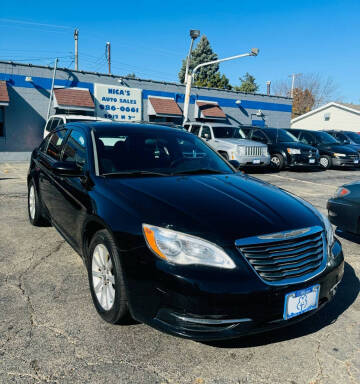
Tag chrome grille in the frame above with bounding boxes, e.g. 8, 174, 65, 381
235, 226, 326, 285
245, 146, 265, 157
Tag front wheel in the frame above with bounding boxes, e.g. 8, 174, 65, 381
28, 180, 49, 226
319, 155, 331, 169
87, 229, 130, 324
270, 154, 285, 171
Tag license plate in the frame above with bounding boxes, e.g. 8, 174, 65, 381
354, 160, 359, 164
253, 159, 260, 164
283, 284, 320, 320
309, 158, 315, 164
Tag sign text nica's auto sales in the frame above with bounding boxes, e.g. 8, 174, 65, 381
94, 83, 142, 121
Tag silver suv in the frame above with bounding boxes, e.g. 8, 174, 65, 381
185, 123, 270, 167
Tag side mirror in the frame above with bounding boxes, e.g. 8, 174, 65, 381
229, 159, 240, 169
52, 161, 83, 177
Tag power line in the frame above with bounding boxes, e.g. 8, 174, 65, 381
0, 18, 72, 29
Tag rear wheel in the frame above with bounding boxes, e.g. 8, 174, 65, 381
271, 154, 285, 171
87, 229, 130, 324
320, 155, 331, 169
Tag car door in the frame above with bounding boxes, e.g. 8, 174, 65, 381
50, 128, 92, 248
38, 128, 69, 217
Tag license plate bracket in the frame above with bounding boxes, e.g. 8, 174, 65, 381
283, 284, 320, 320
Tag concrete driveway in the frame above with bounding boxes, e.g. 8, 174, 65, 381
0, 163, 359, 384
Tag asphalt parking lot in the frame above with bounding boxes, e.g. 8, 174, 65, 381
0, 163, 359, 384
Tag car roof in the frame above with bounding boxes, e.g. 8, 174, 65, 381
49, 114, 109, 121
71, 121, 189, 134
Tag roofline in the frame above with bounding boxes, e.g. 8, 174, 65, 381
291, 102, 360, 123
0, 60, 292, 100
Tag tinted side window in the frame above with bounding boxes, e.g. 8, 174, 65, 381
300, 131, 315, 145
46, 130, 67, 160
62, 130, 87, 166
242, 127, 252, 137
252, 130, 267, 143
201, 126, 211, 139
190, 125, 201, 136
39, 135, 50, 153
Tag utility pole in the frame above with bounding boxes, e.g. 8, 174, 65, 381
47, 58, 58, 120
289, 73, 301, 98
184, 30, 200, 84
74, 29, 79, 70
106, 42, 111, 75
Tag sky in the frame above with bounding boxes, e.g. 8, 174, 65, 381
0, 0, 359, 103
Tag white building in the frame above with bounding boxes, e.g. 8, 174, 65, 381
291, 102, 360, 132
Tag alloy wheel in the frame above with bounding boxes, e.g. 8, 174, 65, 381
92, 244, 115, 311
320, 157, 329, 168
271, 156, 280, 167
29, 185, 36, 220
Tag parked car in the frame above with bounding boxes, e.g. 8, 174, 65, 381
327, 182, 360, 234
184, 122, 270, 167
325, 130, 360, 153
287, 129, 360, 169
242, 127, 319, 171
43, 114, 110, 138
28, 122, 344, 341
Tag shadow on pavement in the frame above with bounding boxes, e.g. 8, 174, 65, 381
206, 262, 359, 349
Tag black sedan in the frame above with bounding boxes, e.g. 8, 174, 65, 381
288, 129, 360, 169
27, 122, 344, 341
242, 127, 319, 170
328, 183, 360, 234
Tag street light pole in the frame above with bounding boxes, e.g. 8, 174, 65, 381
289, 73, 302, 98
183, 48, 259, 123
184, 30, 200, 84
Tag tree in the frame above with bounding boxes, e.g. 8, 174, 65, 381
292, 88, 315, 118
234, 73, 259, 93
125, 73, 136, 79
178, 35, 232, 90
272, 73, 338, 114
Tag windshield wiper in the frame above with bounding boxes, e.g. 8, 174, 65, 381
102, 170, 169, 177
171, 168, 228, 176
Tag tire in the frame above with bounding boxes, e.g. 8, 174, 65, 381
270, 154, 285, 171
87, 229, 130, 324
219, 152, 229, 161
319, 155, 331, 169
28, 179, 49, 226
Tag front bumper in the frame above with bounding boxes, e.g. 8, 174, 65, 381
124, 239, 344, 341
236, 155, 270, 167
332, 157, 360, 167
287, 153, 320, 167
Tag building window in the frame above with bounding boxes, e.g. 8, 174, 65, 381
0, 107, 4, 137
324, 113, 330, 121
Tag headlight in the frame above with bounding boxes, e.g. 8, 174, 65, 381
319, 212, 334, 248
334, 187, 350, 198
263, 147, 269, 156
287, 148, 301, 155
333, 153, 346, 158
237, 146, 246, 156
142, 224, 236, 269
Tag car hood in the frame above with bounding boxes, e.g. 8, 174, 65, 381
101, 174, 321, 245
214, 138, 267, 147
318, 144, 358, 154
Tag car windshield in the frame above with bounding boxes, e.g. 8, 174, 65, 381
345, 132, 360, 144
265, 129, 298, 143
315, 131, 339, 144
212, 126, 246, 139
94, 128, 234, 176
